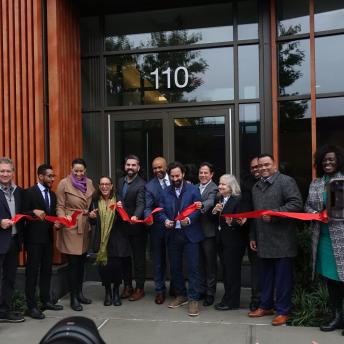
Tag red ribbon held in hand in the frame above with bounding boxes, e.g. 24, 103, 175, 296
222, 209, 328, 223
174, 202, 200, 221
110, 204, 163, 224
11, 214, 37, 224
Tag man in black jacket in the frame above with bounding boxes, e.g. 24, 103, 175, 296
0, 157, 25, 323
116, 155, 146, 301
23, 164, 63, 319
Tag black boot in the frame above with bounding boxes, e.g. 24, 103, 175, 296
104, 285, 112, 306
320, 310, 343, 332
77, 287, 92, 304
70, 292, 83, 311
113, 286, 122, 306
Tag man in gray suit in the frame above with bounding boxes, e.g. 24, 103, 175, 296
248, 154, 303, 326
197, 162, 218, 306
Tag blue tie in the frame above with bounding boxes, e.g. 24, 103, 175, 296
44, 188, 50, 211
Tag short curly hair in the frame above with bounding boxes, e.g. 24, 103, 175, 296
314, 144, 344, 177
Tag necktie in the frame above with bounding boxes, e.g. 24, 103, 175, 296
162, 179, 167, 190
44, 188, 50, 210
199, 185, 205, 195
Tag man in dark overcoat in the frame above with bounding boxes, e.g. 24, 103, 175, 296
248, 154, 303, 326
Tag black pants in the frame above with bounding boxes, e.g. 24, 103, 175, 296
247, 245, 261, 304
67, 253, 87, 293
99, 257, 124, 287
199, 237, 217, 296
0, 236, 19, 313
25, 242, 53, 309
326, 277, 344, 311
122, 232, 147, 289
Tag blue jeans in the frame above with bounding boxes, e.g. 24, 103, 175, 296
167, 230, 200, 300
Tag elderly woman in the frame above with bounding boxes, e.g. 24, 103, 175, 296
212, 174, 246, 310
56, 158, 95, 311
305, 145, 344, 333
89, 176, 131, 307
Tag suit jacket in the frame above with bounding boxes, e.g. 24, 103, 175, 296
144, 177, 166, 238
23, 184, 57, 245
196, 181, 218, 238
117, 175, 145, 236
0, 186, 24, 254
252, 171, 303, 258
305, 172, 344, 282
157, 181, 204, 243
215, 195, 247, 246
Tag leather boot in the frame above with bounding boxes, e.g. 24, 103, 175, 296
113, 286, 122, 306
70, 292, 83, 311
104, 285, 112, 306
77, 288, 92, 304
320, 310, 343, 332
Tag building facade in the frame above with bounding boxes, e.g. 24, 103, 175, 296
0, 0, 344, 264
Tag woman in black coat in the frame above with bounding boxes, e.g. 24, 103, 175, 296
212, 174, 247, 311
89, 176, 131, 306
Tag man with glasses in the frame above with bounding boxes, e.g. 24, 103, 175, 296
23, 164, 63, 319
0, 157, 25, 323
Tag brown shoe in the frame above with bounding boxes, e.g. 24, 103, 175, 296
120, 285, 133, 299
129, 288, 145, 301
188, 300, 200, 317
248, 308, 274, 317
272, 315, 288, 326
168, 296, 188, 308
155, 293, 166, 305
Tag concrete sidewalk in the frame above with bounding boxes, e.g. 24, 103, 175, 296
0, 281, 342, 344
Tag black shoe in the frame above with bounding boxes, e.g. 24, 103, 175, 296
203, 295, 214, 307
320, 311, 343, 332
26, 308, 45, 320
214, 302, 232, 311
113, 287, 122, 306
70, 293, 83, 311
249, 301, 260, 312
77, 291, 92, 304
0, 311, 25, 323
104, 287, 112, 306
41, 302, 63, 311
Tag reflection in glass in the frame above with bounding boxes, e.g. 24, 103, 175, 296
315, 35, 344, 94
239, 104, 260, 172
238, 0, 258, 40
315, 0, 344, 32
81, 58, 101, 109
105, 4, 233, 51
316, 97, 344, 149
80, 17, 101, 54
238, 45, 259, 99
278, 39, 310, 96
277, 0, 309, 36
279, 100, 312, 197
114, 120, 163, 181
174, 116, 225, 183
106, 47, 234, 106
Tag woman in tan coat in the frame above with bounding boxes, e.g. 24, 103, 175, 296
56, 158, 95, 311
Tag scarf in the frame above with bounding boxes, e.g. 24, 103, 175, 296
71, 174, 87, 194
96, 197, 116, 266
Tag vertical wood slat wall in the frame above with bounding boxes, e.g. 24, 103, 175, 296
0, 0, 82, 265
47, 0, 82, 264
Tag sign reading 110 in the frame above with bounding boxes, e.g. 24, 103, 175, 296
150, 67, 189, 89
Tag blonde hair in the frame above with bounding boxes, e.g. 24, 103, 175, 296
219, 174, 241, 196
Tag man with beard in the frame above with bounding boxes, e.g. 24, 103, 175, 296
23, 164, 63, 319
116, 155, 146, 301
241, 157, 261, 311
158, 161, 204, 317
145, 157, 171, 304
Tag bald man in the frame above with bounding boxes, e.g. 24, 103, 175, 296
144, 157, 171, 304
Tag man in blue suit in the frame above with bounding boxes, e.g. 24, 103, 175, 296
145, 157, 171, 305
158, 161, 204, 317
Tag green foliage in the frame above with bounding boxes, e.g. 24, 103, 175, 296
288, 224, 331, 326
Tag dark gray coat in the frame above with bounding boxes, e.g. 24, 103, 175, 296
304, 172, 344, 282
251, 171, 303, 258
197, 181, 218, 238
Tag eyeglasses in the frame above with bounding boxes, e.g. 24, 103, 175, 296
45, 174, 56, 178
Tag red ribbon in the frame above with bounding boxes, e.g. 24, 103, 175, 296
10, 211, 82, 228
109, 204, 163, 224
222, 209, 328, 223
174, 203, 199, 221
